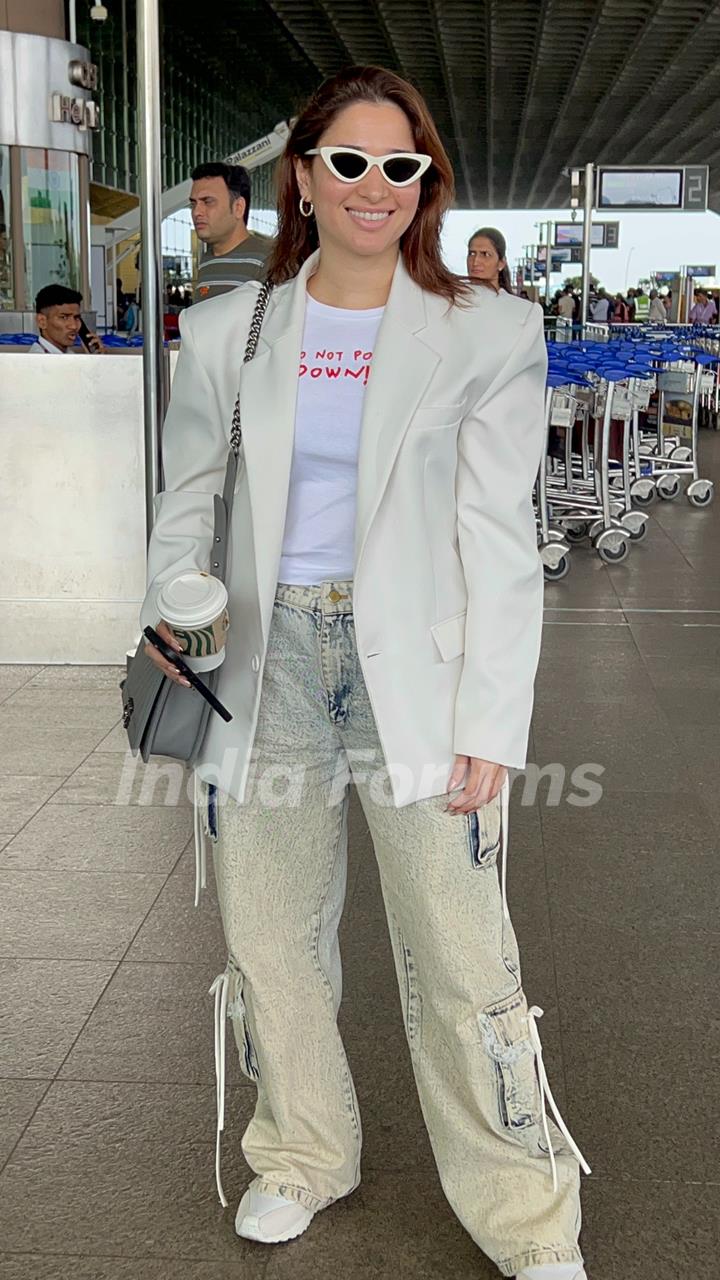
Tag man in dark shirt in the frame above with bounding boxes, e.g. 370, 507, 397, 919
190, 162, 273, 303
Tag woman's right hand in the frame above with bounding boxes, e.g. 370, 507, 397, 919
143, 620, 192, 687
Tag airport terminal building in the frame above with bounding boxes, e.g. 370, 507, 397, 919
0, 0, 293, 330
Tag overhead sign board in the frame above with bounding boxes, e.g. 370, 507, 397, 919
555, 223, 602, 247
686, 264, 716, 278
554, 222, 620, 249
550, 246, 582, 267
653, 271, 676, 285
595, 165, 709, 212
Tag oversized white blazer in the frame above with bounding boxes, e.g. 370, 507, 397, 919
140, 249, 547, 807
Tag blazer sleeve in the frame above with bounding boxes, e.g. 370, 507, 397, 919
139, 309, 229, 631
453, 303, 547, 769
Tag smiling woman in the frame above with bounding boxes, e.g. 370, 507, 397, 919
139, 62, 587, 1280
265, 65, 464, 306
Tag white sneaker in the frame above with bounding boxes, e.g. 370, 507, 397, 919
517, 1266, 587, 1280
235, 1181, 316, 1244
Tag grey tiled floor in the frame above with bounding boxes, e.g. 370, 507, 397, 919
1, 435, 719, 1279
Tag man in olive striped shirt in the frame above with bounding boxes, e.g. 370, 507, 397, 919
190, 162, 273, 303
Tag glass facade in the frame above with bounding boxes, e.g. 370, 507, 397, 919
76, 1, 313, 202
0, 146, 12, 309
77, 2, 274, 197
80, 0, 136, 193
20, 149, 82, 303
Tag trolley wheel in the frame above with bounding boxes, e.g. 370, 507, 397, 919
561, 521, 589, 544
544, 554, 571, 582
620, 511, 650, 541
594, 529, 630, 563
628, 519, 649, 542
686, 479, 714, 507
670, 446, 692, 461
656, 474, 681, 500
630, 478, 656, 506
545, 527, 567, 543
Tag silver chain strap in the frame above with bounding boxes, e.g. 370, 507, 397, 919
230, 279, 274, 457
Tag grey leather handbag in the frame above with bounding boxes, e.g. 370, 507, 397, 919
120, 280, 273, 763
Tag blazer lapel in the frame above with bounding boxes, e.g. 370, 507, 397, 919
238, 252, 319, 642
354, 259, 442, 566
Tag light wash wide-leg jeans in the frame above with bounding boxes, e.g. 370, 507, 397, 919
208, 580, 584, 1277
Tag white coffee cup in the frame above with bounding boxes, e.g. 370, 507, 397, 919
156, 572, 229, 672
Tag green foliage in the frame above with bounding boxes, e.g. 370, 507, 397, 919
562, 274, 600, 290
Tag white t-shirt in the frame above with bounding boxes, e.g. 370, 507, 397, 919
278, 294, 384, 585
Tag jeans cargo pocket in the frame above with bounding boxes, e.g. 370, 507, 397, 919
466, 791, 502, 869
476, 988, 548, 1154
226, 956, 261, 1082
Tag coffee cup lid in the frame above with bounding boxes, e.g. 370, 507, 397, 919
156, 572, 228, 627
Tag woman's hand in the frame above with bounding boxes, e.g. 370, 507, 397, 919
446, 756, 507, 814
143, 620, 191, 687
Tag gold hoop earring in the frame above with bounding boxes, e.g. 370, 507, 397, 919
299, 196, 314, 218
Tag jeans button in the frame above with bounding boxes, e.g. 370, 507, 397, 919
251, 654, 260, 673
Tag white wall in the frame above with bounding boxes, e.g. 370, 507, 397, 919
1, 353, 149, 663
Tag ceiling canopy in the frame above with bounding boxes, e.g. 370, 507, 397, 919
173, 0, 719, 211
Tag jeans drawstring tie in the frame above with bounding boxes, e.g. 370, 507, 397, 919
193, 771, 208, 909
208, 969, 230, 1208
500, 774, 510, 920
527, 1005, 592, 1191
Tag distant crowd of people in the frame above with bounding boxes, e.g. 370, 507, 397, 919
545, 284, 719, 327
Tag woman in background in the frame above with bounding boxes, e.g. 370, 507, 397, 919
466, 226, 514, 294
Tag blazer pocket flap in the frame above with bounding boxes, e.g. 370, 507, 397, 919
412, 404, 464, 430
430, 611, 466, 662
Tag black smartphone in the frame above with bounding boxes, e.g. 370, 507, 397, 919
143, 625, 233, 723
78, 318, 95, 352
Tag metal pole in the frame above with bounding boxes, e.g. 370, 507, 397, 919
581, 162, 595, 326
9, 147, 26, 313
69, 0, 77, 42
78, 154, 91, 307
545, 220, 552, 306
111, 236, 118, 330
137, 0, 166, 542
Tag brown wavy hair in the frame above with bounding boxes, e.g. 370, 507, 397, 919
265, 65, 471, 307
468, 227, 514, 294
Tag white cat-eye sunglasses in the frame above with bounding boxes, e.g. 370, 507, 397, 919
304, 146, 433, 187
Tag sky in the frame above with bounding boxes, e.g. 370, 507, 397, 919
165, 205, 720, 293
